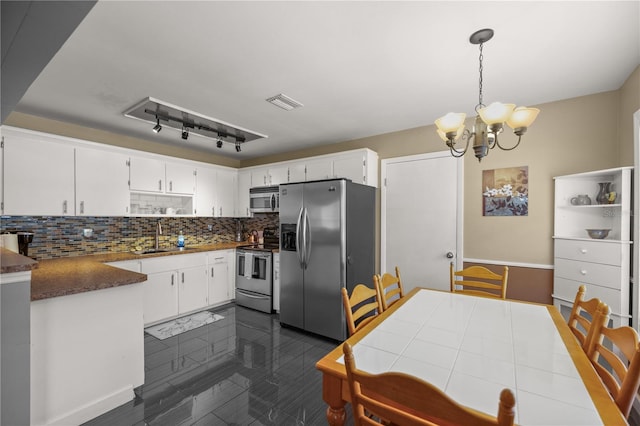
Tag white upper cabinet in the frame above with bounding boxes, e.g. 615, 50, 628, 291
2, 129, 75, 215
288, 163, 306, 183
214, 169, 236, 217
267, 165, 289, 185
332, 149, 378, 186
129, 156, 165, 193
195, 166, 217, 217
166, 162, 196, 194
76, 147, 130, 216
236, 170, 252, 217
304, 158, 333, 181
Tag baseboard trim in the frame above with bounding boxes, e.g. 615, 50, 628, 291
46, 385, 134, 426
464, 258, 554, 270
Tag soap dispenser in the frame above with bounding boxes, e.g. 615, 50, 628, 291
177, 230, 185, 248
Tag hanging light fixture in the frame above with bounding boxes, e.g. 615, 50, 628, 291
181, 126, 189, 140
152, 116, 162, 133
435, 29, 540, 161
216, 139, 223, 148
235, 141, 241, 152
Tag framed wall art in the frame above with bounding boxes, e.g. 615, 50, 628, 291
482, 166, 529, 216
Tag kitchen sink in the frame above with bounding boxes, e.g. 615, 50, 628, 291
134, 247, 196, 255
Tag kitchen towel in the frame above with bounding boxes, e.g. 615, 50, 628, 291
145, 311, 224, 340
244, 252, 254, 279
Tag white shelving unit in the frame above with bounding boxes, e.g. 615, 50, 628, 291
552, 167, 633, 327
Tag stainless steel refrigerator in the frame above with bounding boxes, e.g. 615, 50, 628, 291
279, 178, 375, 341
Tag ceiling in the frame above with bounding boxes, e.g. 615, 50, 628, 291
5, 1, 640, 160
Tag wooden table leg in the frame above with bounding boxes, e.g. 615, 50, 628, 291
323, 373, 346, 425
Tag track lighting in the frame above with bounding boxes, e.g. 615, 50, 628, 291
152, 117, 162, 133
235, 142, 241, 152
181, 127, 189, 140
216, 139, 223, 148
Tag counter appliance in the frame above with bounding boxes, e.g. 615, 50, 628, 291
279, 179, 374, 341
249, 186, 279, 213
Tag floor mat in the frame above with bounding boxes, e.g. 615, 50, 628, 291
145, 311, 224, 340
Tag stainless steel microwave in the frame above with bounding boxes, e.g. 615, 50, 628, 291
249, 186, 279, 213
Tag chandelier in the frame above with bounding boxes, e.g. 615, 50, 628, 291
435, 29, 540, 161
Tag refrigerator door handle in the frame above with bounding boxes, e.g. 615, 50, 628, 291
304, 207, 311, 268
296, 206, 305, 267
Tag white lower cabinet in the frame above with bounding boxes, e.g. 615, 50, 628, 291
141, 253, 207, 325
208, 251, 229, 306
141, 250, 236, 325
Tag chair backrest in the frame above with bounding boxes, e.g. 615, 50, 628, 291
588, 317, 640, 418
342, 284, 382, 336
343, 342, 516, 426
568, 285, 608, 352
374, 266, 405, 311
449, 263, 509, 299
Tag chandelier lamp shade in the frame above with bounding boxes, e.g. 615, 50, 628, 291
435, 29, 540, 161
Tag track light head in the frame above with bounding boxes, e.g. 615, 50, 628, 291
181, 127, 189, 140
152, 117, 162, 133
216, 139, 223, 148
235, 142, 241, 152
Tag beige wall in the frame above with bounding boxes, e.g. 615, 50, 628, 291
6, 65, 639, 269
619, 65, 640, 166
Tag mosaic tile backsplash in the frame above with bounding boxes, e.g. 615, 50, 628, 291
0, 214, 279, 260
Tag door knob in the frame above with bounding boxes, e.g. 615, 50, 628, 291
446, 252, 454, 259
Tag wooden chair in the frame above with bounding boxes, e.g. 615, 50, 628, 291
587, 315, 640, 418
449, 263, 509, 299
568, 285, 608, 352
342, 284, 383, 336
374, 266, 405, 311
342, 342, 516, 426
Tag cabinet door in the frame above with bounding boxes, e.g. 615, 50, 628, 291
288, 163, 306, 184
268, 165, 289, 185
251, 166, 269, 187
178, 266, 208, 314
208, 253, 229, 306
305, 158, 332, 181
166, 162, 196, 194
195, 166, 217, 217
215, 170, 236, 217
143, 271, 178, 325
129, 156, 164, 192
76, 147, 130, 216
227, 250, 236, 300
333, 152, 365, 184
237, 170, 252, 217
3, 133, 75, 215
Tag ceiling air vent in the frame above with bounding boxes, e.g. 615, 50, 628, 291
266, 93, 304, 111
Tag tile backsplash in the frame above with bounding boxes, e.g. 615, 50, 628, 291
1, 214, 279, 260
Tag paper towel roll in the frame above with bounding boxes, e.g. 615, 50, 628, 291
0, 234, 19, 253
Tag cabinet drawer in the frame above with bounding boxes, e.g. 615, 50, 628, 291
554, 239, 621, 266
553, 277, 625, 316
554, 258, 621, 289
141, 253, 207, 274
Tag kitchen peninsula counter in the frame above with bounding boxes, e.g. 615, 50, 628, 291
30, 241, 247, 301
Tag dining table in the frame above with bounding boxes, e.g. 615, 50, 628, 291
315, 287, 627, 425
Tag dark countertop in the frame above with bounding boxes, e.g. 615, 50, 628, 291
0, 247, 38, 274
28, 242, 248, 301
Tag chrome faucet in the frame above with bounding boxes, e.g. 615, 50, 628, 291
155, 220, 163, 250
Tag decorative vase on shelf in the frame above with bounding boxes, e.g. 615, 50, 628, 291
596, 182, 611, 205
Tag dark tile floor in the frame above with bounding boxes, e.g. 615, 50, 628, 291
82, 303, 349, 426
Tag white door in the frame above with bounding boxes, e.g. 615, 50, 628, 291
178, 266, 208, 314
129, 156, 164, 192
215, 169, 236, 217
208, 253, 229, 306
166, 162, 196, 194
333, 152, 364, 184
381, 151, 462, 292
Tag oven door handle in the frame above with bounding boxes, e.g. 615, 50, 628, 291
296, 206, 305, 267
236, 289, 270, 299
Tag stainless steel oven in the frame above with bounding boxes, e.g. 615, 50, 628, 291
236, 248, 273, 313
